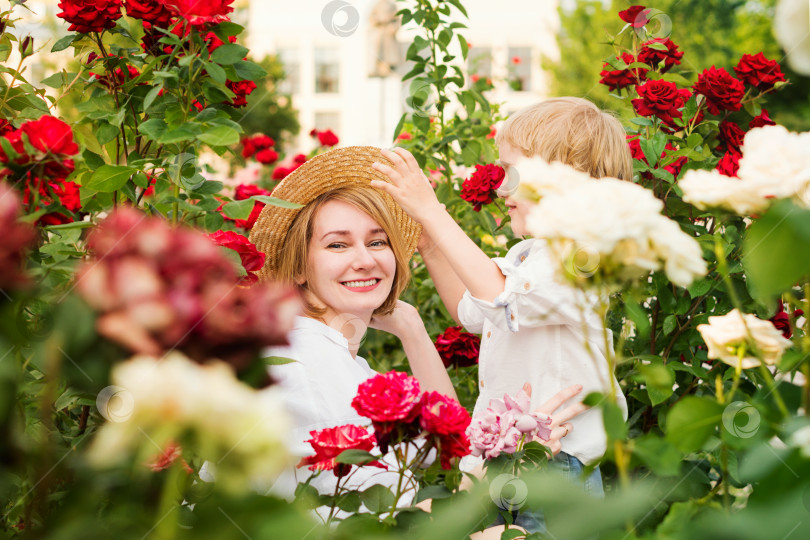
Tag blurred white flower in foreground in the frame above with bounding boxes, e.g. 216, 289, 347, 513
521, 159, 706, 289
88, 352, 291, 493
697, 309, 793, 369
505, 157, 591, 202
680, 125, 810, 214
774, 0, 810, 76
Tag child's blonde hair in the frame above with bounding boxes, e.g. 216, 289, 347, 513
496, 97, 633, 181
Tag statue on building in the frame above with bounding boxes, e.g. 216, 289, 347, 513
368, 0, 401, 77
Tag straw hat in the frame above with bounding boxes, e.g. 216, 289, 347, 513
249, 146, 422, 281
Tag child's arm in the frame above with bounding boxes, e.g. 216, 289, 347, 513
417, 227, 466, 325
371, 148, 507, 303
369, 300, 458, 400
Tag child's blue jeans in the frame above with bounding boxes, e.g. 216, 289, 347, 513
491, 451, 604, 533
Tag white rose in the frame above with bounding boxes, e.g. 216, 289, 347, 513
774, 0, 810, 75
506, 157, 591, 202
738, 126, 810, 206
697, 309, 793, 369
679, 169, 774, 215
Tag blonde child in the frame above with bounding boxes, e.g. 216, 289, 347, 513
371, 97, 633, 512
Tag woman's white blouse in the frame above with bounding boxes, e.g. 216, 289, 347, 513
263, 317, 415, 511
457, 238, 628, 467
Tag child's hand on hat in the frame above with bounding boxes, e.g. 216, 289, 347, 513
371, 148, 444, 224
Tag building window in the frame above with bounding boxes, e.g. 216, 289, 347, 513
467, 47, 492, 83
507, 47, 532, 92
314, 112, 341, 133
314, 47, 340, 93
277, 48, 301, 95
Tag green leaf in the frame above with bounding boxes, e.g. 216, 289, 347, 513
415, 485, 452, 503
85, 165, 136, 192
221, 198, 256, 219
744, 200, 810, 300
252, 195, 303, 209
51, 34, 78, 53
262, 355, 297, 366
631, 436, 681, 476
197, 125, 240, 146
638, 362, 675, 406
142, 84, 162, 112
210, 43, 249, 65
335, 449, 378, 465
603, 401, 627, 440
336, 492, 361, 513
457, 34, 469, 60
233, 59, 267, 81
359, 484, 395, 513
205, 62, 227, 84
665, 396, 723, 452
662, 314, 677, 336
625, 299, 650, 339
138, 118, 167, 140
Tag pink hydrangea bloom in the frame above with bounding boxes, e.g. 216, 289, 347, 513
467, 389, 552, 459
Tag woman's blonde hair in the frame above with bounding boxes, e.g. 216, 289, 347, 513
496, 97, 633, 181
276, 185, 411, 319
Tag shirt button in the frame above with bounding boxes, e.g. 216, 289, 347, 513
486, 331, 491, 338
510, 313, 515, 321
520, 255, 526, 262
480, 380, 484, 388
523, 282, 530, 290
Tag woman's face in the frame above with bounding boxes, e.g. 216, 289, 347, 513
302, 199, 396, 324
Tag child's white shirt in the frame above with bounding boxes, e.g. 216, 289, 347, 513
457, 238, 627, 468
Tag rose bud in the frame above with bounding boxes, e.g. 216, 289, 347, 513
20, 36, 34, 58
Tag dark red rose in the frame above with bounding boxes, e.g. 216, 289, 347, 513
316, 129, 339, 147
734, 53, 786, 91
0, 119, 13, 135
125, 0, 173, 26
351, 371, 422, 442
20, 115, 79, 158
293, 153, 307, 165
599, 52, 647, 91
718, 121, 746, 153
419, 391, 471, 437
204, 31, 237, 54
271, 166, 291, 180
438, 432, 470, 470
627, 135, 687, 180
460, 163, 505, 212
241, 134, 275, 159
230, 183, 271, 229
52, 180, 82, 212
160, 0, 234, 25
692, 66, 745, 115
770, 300, 794, 339
638, 38, 684, 73
435, 326, 480, 368
298, 424, 386, 478
208, 230, 266, 283
57, 0, 123, 33
632, 79, 691, 126
226, 80, 256, 108
749, 108, 776, 129
255, 148, 279, 165
619, 5, 650, 27
0, 183, 36, 290
715, 151, 741, 177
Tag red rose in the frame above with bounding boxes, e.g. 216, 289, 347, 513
718, 121, 746, 153
460, 163, 505, 212
715, 151, 741, 177
293, 153, 307, 165
298, 424, 385, 478
208, 230, 266, 283
124, 0, 173, 26
147, 441, 193, 473
632, 79, 691, 126
316, 129, 339, 147
419, 392, 471, 437
232, 183, 271, 229
749, 108, 776, 129
352, 371, 422, 428
241, 134, 274, 159
160, 0, 234, 25
255, 148, 279, 165
52, 180, 82, 212
599, 52, 647, 91
638, 38, 684, 73
204, 31, 237, 54
770, 301, 794, 339
437, 433, 470, 470
0, 183, 36, 290
397, 132, 412, 141
734, 53, 786, 91
90, 62, 141, 88
20, 115, 79, 159
435, 326, 480, 368
627, 135, 687, 180
57, 0, 123, 33
618, 5, 650, 27
692, 66, 745, 115
271, 166, 291, 180
226, 80, 256, 108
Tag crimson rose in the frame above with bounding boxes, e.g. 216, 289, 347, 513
124, 0, 173, 26
460, 163, 505, 212
57, 0, 123, 33
638, 38, 683, 73
627, 135, 688, 180
734, 53, 786, 91
232, 183, 271, 229
435, 326, 480, 368
692, 66, 745, 115
161, 0, 234, 25
21, 115, 80, 159
632, 79, 691, 127
352, 371, 422, 424
315, 129, 340, 147
226, 80, 256, 108
298, 424, 385, 478
599, 52, 646, 91
718, 121, 745, 154
255, 148, 279, 165
419, 391, 471, 437
0, 183, 35, 290
749, 108, 776, 129
241, 134, 275, 159
619, 5, 650, 27
208, 230, 266, 284
715, 151, 741, 177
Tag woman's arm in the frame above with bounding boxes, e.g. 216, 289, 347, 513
370, 300, 457, 400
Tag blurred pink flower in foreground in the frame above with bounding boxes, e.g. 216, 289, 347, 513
467, 389, 552, 459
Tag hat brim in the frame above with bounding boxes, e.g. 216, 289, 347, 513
249, 146, 422, 281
